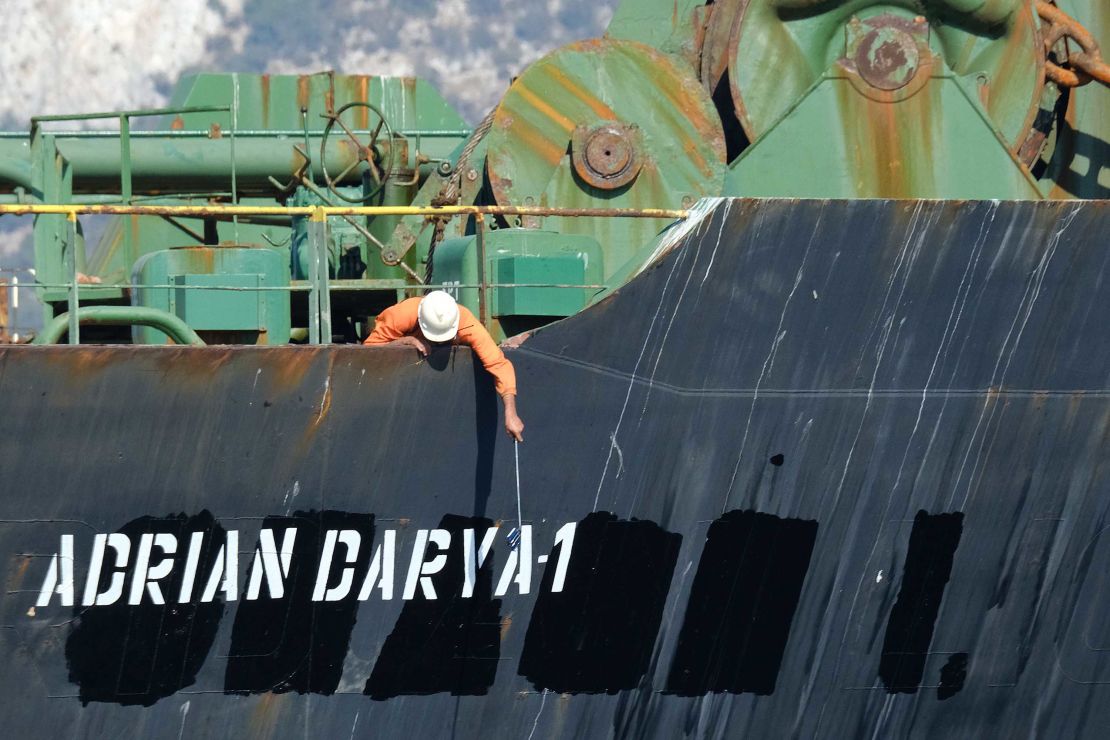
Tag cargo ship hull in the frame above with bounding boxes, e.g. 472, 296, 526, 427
2, 198, 1109, 738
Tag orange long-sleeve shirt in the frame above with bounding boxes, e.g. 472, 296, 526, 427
363, 297, 517, 396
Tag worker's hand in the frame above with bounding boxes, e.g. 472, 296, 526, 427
398, 335, 432, 357
505, 412, 524, 442
501, 331, 531, 349
503, 394, 524, 442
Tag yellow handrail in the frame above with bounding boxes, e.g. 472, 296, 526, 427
0, 204, 689, 219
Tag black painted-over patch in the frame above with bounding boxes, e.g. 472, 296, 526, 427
365, 514, 502, 699
879, 510, 964, 693
665, 510, 818, 696
518, 512, 682, 694
224, 510, 374, 695
938, 652, 968, 700
65, 511, 226, 706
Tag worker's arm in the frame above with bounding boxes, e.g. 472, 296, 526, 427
458, 309, 524, 441
363, 298, 430, 354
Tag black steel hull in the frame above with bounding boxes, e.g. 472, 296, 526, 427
2, 198, 1109, 738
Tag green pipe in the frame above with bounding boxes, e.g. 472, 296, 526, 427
51, 136, 461, 191
31, 104, 229, 123
13, 129, 469, 139
0, 139, 31, 189
34, 306, 206, 346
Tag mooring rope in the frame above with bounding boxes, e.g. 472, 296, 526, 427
425, 107, 498, 283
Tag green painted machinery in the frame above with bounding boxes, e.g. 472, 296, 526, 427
388, 0, 1109, 326
0, 0, 1106, 345
131, 245, 290, 345
433, 229, 605, 338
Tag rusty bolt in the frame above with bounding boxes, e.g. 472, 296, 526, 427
854, 24, 920, 91
585, 131, 632, 177
571, 122, 643, 190
466, 169, 478, 182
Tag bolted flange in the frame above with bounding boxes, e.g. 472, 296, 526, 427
571, 122, 643, 190
852, 21, 921, 91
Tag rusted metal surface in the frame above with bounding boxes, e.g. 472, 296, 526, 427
1042, 0, 1109, 199
1038, 1, 1110, 87
727, 0, 1045, 155
838, 14, 937, 104
486, 38, 723, 278
848, 15, 925, 92
570, 122, 644, 190
0, 199, 1109, 737
699, 0, 747, 95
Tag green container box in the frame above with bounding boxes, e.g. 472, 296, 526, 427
492, 255, 591, 317
171, 273, 261, 331
131, 246, 290, 345
434, 229, 604, 321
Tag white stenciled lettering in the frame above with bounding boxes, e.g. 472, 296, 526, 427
39, 519, 582, 608
35, 534, 75, 607
402, 529, 450, 600
357, 530, 396, 601
82, 533, 132, 606
462, 527, 498, 598
312, 530, 362, 602
177, 531, 205, 603
550, 522, 577, 593
495, 525, 532, 596
200, 531, 239, 603
246, 528, 297, 600
127, 533, 178, 605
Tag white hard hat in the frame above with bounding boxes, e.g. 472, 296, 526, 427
418, 290, 460, 343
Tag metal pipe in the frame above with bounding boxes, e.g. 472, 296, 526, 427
40, 137, 463, 192
31, 105, 230, 123
0, 204, 689, 219
231, 74, 240, 244
34, 306, 205, 346
10, 275, 18, 342
33, 281, 607, 291
0, 204, 314, 217
320, 205, 690, 219
307, 207, 332, 344
0, 150, 31, 189
35, 282, 306, 291
477, 216, 488, 327
120, 115, 133, 269
66, 213, 79, 345
22, 129, 471, 138
51, 138, 362, 190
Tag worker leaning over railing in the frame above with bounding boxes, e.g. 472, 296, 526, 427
363, 290, 524, 442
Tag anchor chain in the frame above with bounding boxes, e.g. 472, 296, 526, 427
1036, 1, 1110, 89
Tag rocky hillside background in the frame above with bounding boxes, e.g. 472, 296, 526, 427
0, 0, 616, 329
1, 0, 616, 127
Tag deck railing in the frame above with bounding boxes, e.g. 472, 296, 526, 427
0, 203, 688, 345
